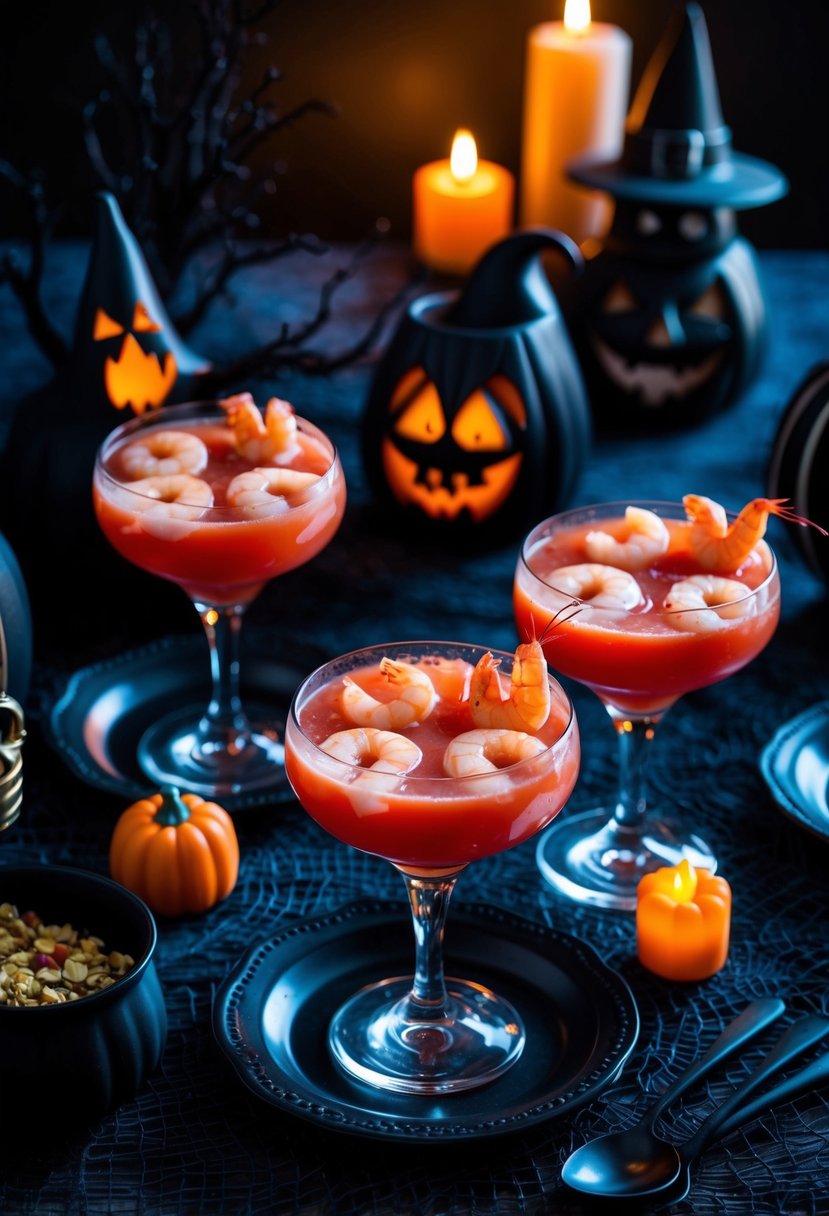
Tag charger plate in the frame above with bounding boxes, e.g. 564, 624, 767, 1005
213, 899, 639, 1142
44, 631, 326, 811
760, 701, 829, 842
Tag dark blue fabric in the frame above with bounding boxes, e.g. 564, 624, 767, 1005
0, 245, 827, 1215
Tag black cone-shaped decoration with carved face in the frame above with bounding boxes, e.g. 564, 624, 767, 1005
71, 192, 210, 417
0, 193, 210, 641
362, 229, 591, 543
565, 2, 787, 428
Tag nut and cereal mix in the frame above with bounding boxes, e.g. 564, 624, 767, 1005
0, 902, 135, 1006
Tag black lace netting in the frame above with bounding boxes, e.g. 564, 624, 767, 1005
1, 248, 828, 1214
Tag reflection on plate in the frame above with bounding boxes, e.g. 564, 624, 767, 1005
44, 632, 326, 811
760, 701, 829, 843
213, 899, 639, 1142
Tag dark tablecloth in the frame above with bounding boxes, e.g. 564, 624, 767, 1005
1, 244, 828, 1215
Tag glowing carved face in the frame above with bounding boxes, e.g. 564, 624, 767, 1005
380, 368, 525, 522
93, 301, 178, 414
585, 206, 735, 409
590, 274, 729, 407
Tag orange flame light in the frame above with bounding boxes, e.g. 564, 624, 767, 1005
450, 129, 478, 184
564, 0, 591, 35
662, 858, 699, 903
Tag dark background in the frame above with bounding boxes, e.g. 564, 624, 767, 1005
1, 0, 827, 250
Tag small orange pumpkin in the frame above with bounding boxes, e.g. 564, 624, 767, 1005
109, 785, 239, 917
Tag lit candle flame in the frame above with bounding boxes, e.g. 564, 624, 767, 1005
450, 129, 478, 183
669, 859, 698, 903
564, 0, 591, 34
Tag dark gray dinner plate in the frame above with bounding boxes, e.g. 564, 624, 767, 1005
760, 701, 829, 842
212, 899, 639, 1142
44, 631, 326, 811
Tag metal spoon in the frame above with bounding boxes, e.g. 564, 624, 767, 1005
649, 1048, 829, 1208
561, 997, 784, 1198
562, 1011, 829, 1200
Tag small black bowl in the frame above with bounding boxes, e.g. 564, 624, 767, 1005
0, 864, 167, 1119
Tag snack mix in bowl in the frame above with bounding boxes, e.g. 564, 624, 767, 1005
0, 902, 135, 1006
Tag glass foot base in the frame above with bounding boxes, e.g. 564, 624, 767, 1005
329, 975, 526, 1095
536, 807, 717, 911
137, 701, 286, 798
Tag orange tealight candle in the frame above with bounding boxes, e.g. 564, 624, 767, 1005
636, 860, 731, 982
413, 129, 515, 276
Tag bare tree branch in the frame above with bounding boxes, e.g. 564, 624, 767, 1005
0, 163, 69, 368
201, 229, 419, 385
3, 0, 405, 382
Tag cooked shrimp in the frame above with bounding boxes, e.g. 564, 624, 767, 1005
341, 658, 437, 730
584, 506, 669, 572
220, 393, 299, 462
663, 574, 751, 632
127, 474, 214, 509
443, 729, 545, 778
121, 430, 208, 480
125, 475, 213, 540
226, 467, 320, 508
469, 641, 550, 733
548, 563, 644, 611
320, 727, 422, 775
683, 494, 827, 573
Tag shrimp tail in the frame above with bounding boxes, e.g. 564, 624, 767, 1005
470, 654, 504, 708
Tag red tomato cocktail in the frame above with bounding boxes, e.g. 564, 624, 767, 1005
284, 640, 579, 1094
515, 510, 779, 717
94, 416, 344, 607
514, 500, 781, 909
93, 397, 346, 798
286, 646, 578, 870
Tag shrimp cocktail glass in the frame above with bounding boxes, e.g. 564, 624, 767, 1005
284, 639, 579, 1094
512, 496, 815, 910
93, 394, 346, 797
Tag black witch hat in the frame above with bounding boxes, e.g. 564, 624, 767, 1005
569, 2, 787, 209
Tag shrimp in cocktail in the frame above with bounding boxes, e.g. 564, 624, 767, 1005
93, 394, 346, 799
284, 639, 579, 1095
514, 495, 805, 909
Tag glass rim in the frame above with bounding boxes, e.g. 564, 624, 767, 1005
518, 499, 780, 617
287, 638, 576, 784
93, 399, 342, 512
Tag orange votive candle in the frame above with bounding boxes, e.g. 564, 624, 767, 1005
637, 860, 731, 982
413, 129, 515, 276
520, 0, 631, 245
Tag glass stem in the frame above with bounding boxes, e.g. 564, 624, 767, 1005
397, 868, 464, 1019
607, 711, 664, 836
193, 602, 250, 753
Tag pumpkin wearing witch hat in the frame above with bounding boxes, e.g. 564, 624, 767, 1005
564, 2, 787, 428
1, 193, 210, 639
362, 228, 591, 543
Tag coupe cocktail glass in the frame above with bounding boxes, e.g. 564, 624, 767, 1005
514, 501, 780, 910
284, 640, 580, 1094
93, 399, 346, 797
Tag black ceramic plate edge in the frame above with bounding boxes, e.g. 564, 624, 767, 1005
212, 898, 639, 1142
41, 630, 327, 812
760, 701, 829, 843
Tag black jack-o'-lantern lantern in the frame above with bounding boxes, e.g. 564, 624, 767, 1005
362, 229, 591, 542
72, 192, 210, 417
565, 2, 787, 428
0, 193, 210, 641
768, 363, 829, 585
